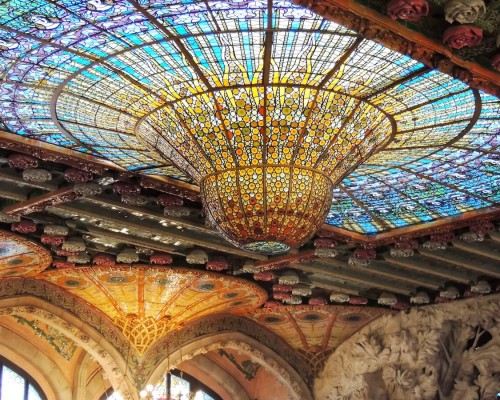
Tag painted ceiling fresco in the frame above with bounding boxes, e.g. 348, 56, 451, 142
39, 266, 267, 353
248, 305, 389, 351
0, 0, 498, 237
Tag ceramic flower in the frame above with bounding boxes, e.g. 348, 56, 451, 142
444, 0, 486, 24
387, 0, 429, 21
443, 25, 483, 49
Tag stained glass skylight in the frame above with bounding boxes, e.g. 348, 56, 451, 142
0, 0, 498, 236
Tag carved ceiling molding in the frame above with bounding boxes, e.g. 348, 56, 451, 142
0, 132, 201, 201
315, 293, 500, 400
293, 0, 500, 97
0, 278, 130, 358
0, 278, 312, 392
320, 209, 500, 248
0, 230, 52, 277
146, 333, 313, 400
143, 314, 313, 387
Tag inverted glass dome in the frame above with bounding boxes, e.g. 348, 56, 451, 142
0, 0, 498, 251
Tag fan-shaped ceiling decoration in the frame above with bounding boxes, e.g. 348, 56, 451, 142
0, 230, 51, 277
0, 0, 498, 251
39, 266, 267, 354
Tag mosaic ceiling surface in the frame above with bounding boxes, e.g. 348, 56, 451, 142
39, 266, 267, 353
0, 230, 51, 277
0, 0, 498, 235
248, 305, 389, 351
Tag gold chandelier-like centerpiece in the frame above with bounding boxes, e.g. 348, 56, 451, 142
129, 0, 395, 254
140, 86, 393, 254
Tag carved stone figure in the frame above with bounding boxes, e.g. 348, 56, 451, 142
315, 294, 500, 400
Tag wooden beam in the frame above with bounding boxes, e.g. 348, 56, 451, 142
451, 239, 500, 262
54, 203, 267, 260
489, 231, 500, 244
4, 186, 77, 216
66, 222, 185, 256
419, 248, 500, 279
0, 169, 58, 191
308, 276, 362, 296
0, 182, 30, 201
82, 195, 214, 234
384, 254, 475, 284
298, 261, 415, 295
368, 260, 442, 290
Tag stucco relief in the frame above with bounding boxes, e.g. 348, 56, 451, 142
315, 294, 500, 400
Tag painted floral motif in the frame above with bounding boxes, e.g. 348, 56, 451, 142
444, 0, 486, 24
443, 25, 483, 49
387, 0, 429, 21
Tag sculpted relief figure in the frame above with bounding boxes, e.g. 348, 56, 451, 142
315, 295, 500, 400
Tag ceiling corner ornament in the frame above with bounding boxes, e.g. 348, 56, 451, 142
0, 229, 52, 277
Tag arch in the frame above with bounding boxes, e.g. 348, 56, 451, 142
181, 354, 250, 400
0, 296, 138, 400
0, 333, 57, 400
145, 332, 313, 400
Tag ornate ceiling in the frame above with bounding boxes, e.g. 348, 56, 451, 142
0, 0, 498, 235
0, 0, 498, 397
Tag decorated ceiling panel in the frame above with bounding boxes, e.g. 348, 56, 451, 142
0, 230, 51, 277
38, 266, 267, 354
0, 0, 498, 236
248, 305, 390, 352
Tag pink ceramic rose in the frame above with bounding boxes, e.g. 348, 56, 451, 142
443, 25, 483, 49
387, 0, 429, 21
492, 53, 500, 72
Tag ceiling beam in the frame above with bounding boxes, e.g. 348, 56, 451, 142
308, 276, 362, 296
367, 259, 442, 290
297, 260, 415, 295
82, 195, 214, 234
54, 203, 267, 260
419, 248, 500, 279
451, 239, 500, 262
383, 254, 475, 284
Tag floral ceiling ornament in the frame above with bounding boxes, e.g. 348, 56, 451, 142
443, 24, 483, 49
387, 0, 429, 21
444, 0, 486, 24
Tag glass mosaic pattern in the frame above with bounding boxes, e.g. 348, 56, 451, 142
0, 0, 498, 235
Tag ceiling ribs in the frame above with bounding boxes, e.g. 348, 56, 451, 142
54, 203, 267, 260
419, 248, 500, 279
391, 88, 471, 116
383, 254, 476, 284
338, 185, 391, 230
363, 66, 430, 100
298, 260, 416, 295
397, 166, 493, 204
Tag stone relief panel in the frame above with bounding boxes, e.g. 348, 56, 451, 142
315, 294, 500, 400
